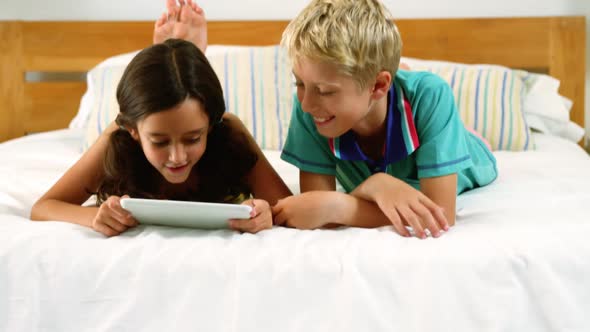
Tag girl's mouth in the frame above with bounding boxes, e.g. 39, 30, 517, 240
166, 164, 188, 173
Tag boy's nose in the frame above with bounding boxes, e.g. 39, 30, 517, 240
300, 91, 318, 114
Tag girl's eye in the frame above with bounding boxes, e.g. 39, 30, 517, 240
186, 137, 201, 145
152, 141, 169, 147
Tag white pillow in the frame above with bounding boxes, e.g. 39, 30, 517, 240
68, 89, 92, 129
520, 72, 584, 143
69, 50, 140, 130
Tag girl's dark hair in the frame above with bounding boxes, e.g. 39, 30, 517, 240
95, 39, 257, 204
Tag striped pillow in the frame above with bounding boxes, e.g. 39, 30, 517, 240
83, 45, 294, 151
206, 45, 294, 150
83, 52, 135, 150
401, 57, 533, 151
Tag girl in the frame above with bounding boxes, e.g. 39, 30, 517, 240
30, 39, 291, 236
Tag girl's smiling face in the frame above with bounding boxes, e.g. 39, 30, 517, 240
130, 97, 209, 184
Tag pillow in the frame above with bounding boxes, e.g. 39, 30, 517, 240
401, 57, 534, 151
520, 72, 584, 143
68, 89, 92, 129
70, 51, 140, 130
83, 45, 294, 151
205, 45, 294, 150
83, 51, 138, 150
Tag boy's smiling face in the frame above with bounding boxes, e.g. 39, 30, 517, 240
292, 56, 390, 139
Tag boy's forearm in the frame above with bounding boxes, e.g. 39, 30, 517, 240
350, 172, 387, 203
331, 193, 392, 228
30, 199, 97, 228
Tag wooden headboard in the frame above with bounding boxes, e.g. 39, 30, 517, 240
0, 17, 586, 144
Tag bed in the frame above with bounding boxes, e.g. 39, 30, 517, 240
1, 17, 589, 331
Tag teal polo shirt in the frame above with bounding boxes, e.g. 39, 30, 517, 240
280, 70, 498, 194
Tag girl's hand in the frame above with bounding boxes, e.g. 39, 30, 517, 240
272, 191, 343, 230
356, 173, 448, 238
92, 195, 138, 237
229, 199, 272, 234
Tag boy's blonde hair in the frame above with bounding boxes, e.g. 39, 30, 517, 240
281, 0, 402, 89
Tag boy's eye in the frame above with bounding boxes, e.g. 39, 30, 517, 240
318, 90, 335, 96
294, 81, 304, 88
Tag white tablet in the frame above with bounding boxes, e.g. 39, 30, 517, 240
120, 198, 252, 230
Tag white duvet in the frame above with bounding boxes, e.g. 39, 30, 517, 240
1, 129, 590, 332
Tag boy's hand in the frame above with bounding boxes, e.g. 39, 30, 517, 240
353, 173, 449, 238
92, 195, 138, 237
229, 199, 272, 234
272, 191, 343, 229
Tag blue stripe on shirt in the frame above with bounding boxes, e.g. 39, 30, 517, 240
282, 150, 334, 170
417, 155, 471, 170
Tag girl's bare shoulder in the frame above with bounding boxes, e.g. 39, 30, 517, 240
222, 113, 248, 133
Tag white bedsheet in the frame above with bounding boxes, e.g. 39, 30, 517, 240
1, 129, 590, 331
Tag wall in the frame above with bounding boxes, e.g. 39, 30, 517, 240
0, 0, 581, 20
1, 0, 588, 137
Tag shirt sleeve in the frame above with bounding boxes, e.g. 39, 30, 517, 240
411, 74, 474, 178
280, 95, 336, 175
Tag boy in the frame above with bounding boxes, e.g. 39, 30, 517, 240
272, 0, 497, 238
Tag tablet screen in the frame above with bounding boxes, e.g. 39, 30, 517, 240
120, 198, 252, 229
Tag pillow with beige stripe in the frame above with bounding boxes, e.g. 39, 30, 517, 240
83, 45, 294, 151
401, 57, 534, 151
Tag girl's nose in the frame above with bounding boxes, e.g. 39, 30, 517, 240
169, 144, 187, 163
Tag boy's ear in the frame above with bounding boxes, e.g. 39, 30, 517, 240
370, 71, 392, 100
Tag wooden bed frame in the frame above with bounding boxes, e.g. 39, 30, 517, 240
0, 17, 586, 144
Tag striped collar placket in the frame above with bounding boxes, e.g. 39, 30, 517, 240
328, 80, 421, 169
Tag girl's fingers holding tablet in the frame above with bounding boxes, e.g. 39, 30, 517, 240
103, 217, 128, 233
92, 196, 136, 235
106, 195, 138, 227
93, 223, 120, 237
116, 214, 138, 227
92, 209, 127, 236
229, 216, 268, 233
231, 199, 272, 233
228, 218, 253, 232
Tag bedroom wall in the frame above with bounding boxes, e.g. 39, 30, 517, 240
573, 1, 590, 146
1, 0, 589, 139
